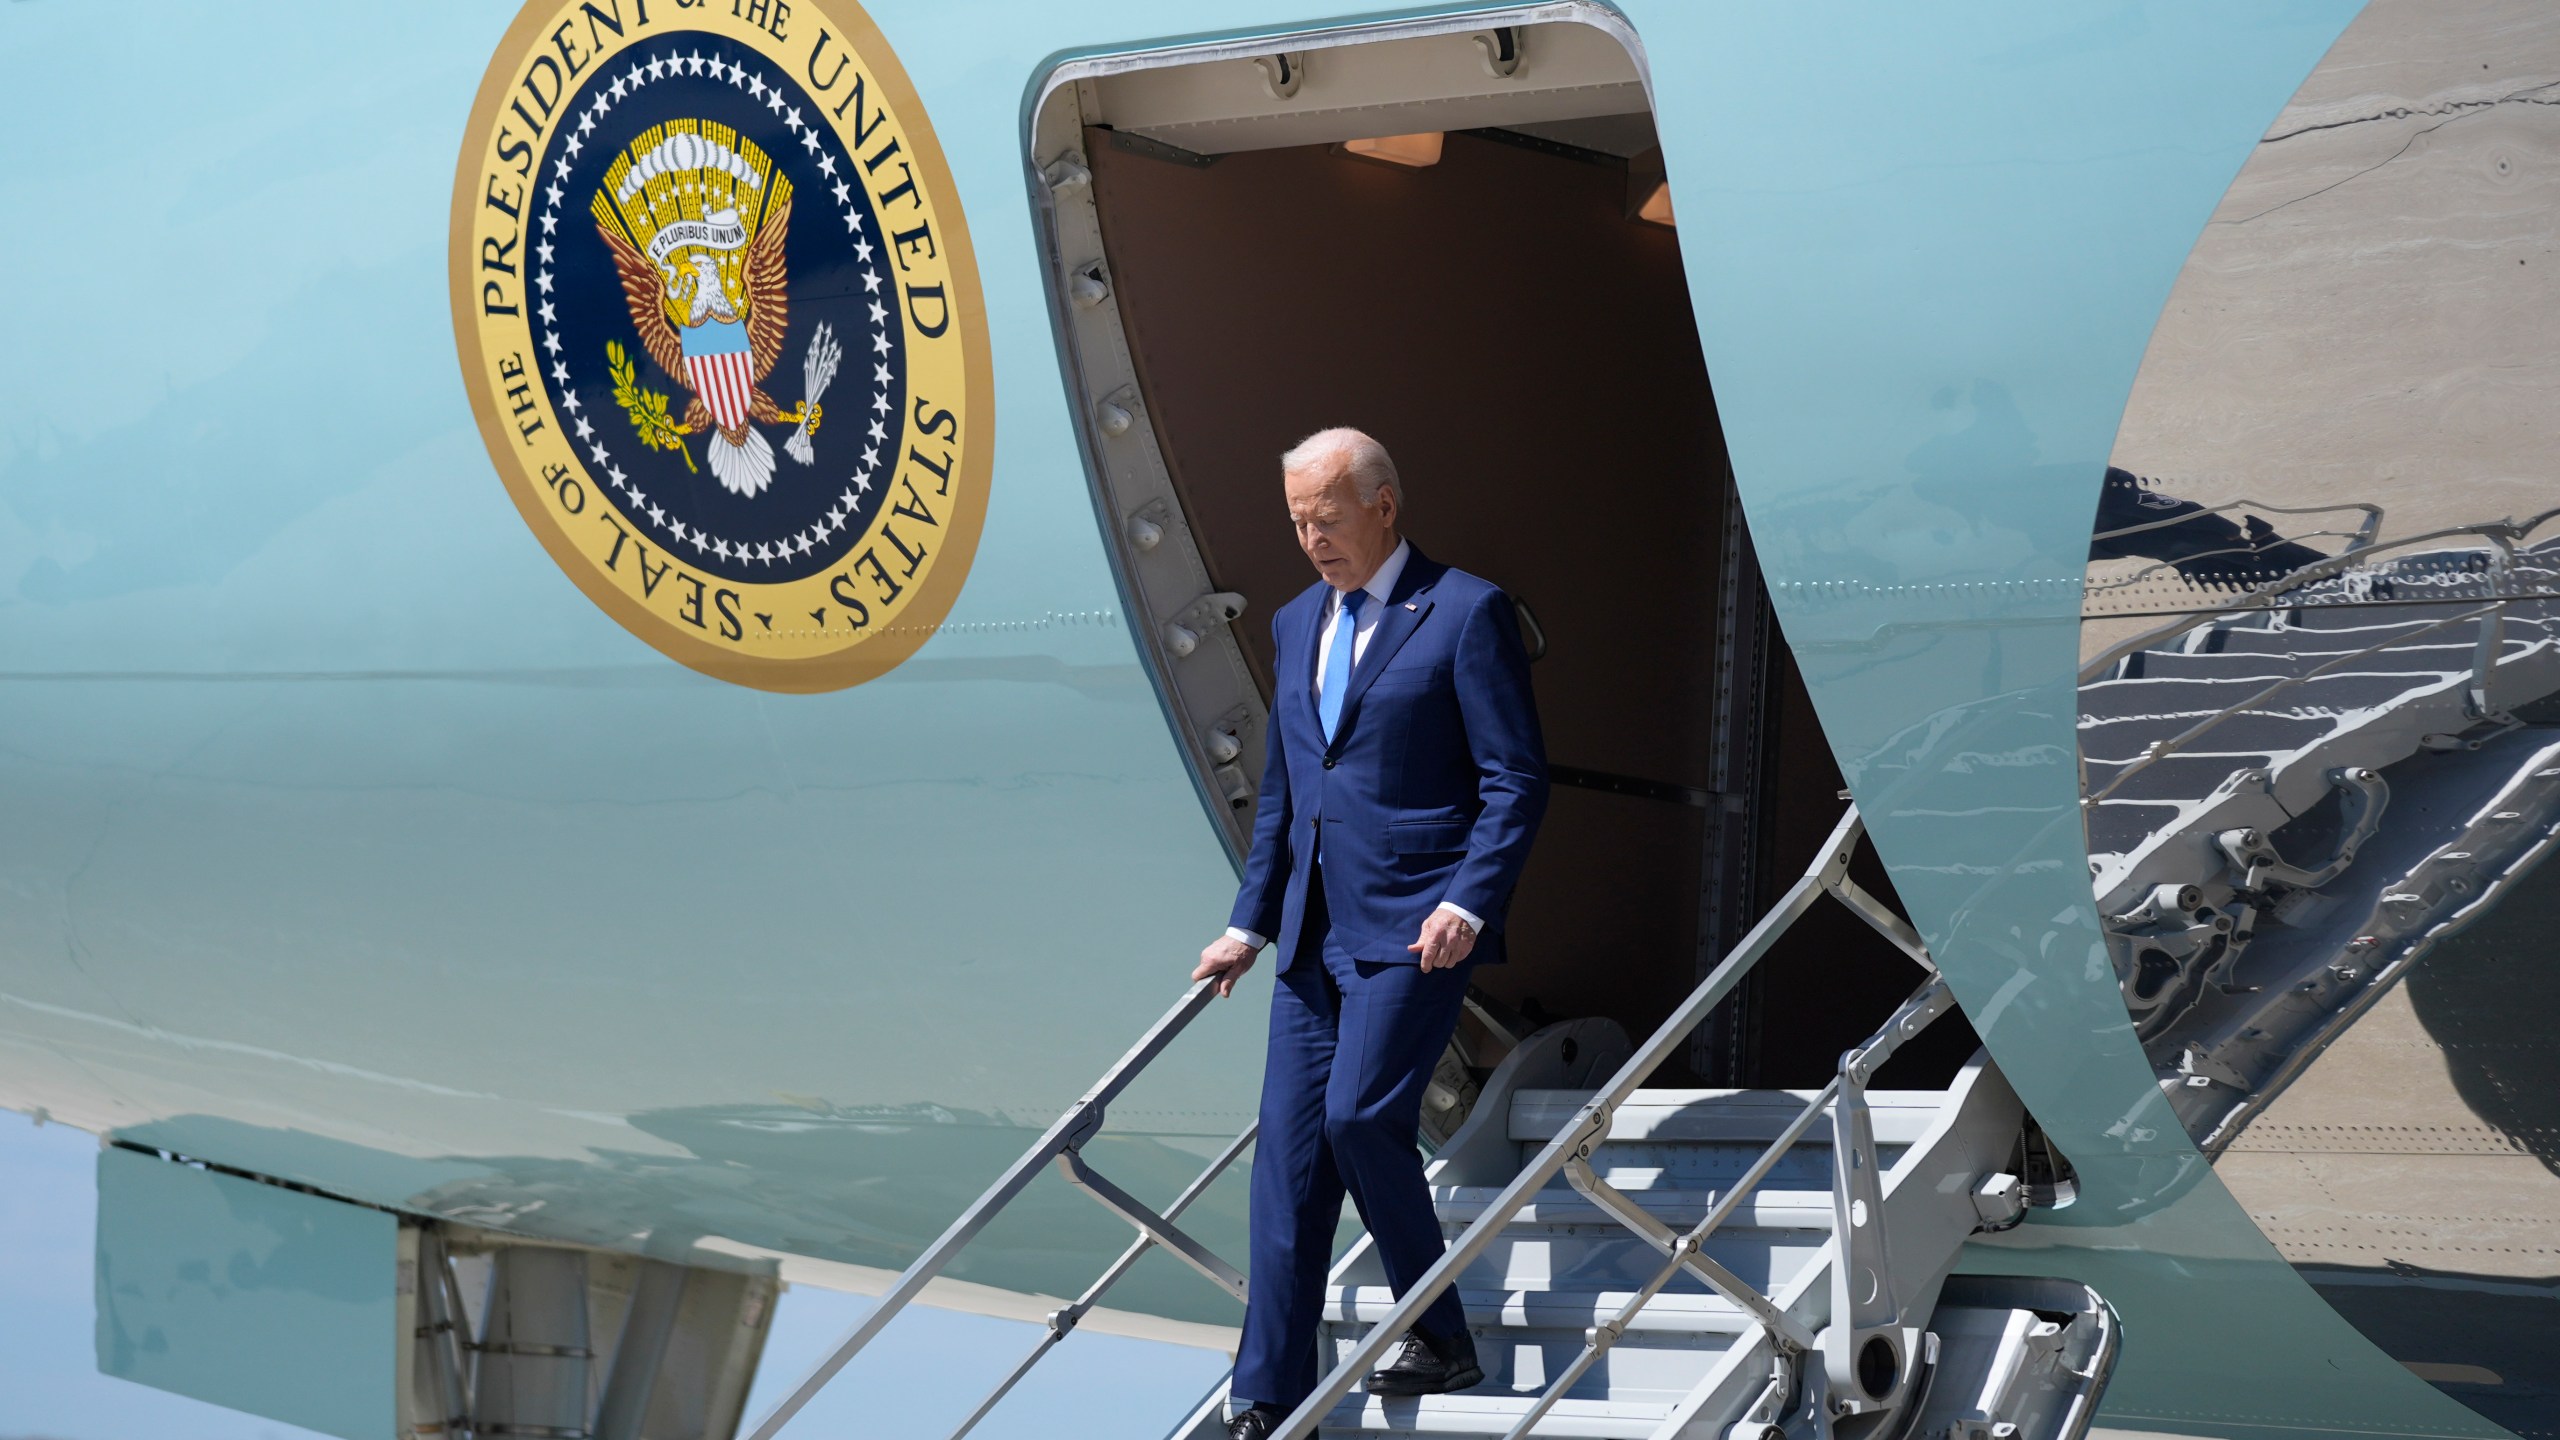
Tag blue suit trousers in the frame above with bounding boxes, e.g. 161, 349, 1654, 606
1232, 872, 1474, 1412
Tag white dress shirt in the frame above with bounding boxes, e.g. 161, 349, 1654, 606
1227, 541, 1484, 953
1312, 537, 1411, 684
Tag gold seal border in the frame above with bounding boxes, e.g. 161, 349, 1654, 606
447, 0, 994, 695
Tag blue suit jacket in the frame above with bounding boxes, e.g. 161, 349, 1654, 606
1228, 547, 1549, 969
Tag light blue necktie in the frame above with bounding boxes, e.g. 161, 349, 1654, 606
1318, 588, 1368, 743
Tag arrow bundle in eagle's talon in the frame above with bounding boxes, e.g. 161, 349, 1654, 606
786, 321, 840, 466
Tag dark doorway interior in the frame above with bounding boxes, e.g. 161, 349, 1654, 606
1088, 124, 1967, 1086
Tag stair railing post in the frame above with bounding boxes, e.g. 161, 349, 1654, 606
1822, 978, 1953, 1418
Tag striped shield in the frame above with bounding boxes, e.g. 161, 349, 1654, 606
679, 317, 756, 432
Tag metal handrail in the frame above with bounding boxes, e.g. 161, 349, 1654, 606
742, 980, 1252, 1440
1271, 807, 1936, 1440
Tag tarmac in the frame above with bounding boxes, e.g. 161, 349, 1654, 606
2085, 0, 2560, 666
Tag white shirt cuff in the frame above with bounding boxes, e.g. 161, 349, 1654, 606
1224, 927, 1268, 951
1434, 901, 1483, 935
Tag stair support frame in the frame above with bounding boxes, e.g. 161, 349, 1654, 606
1271, 807, 1960, 1440
1826, 978, 1955, 1414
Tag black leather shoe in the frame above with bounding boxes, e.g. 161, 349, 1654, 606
1227, 1406, 1316, 1439
1364, 1327, 1484, 1396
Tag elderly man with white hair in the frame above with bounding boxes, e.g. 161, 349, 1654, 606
1196, 427, 1549, 1437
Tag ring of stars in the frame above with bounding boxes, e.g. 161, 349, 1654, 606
534, 46, 897, 572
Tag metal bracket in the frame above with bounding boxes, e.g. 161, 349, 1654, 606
1173, 590, 1247, 631
1094, 385, 1140, 439
1053, 1149, 1248, 1302
2467, 602, 2507, 717
1563, 1155, 1816, 1352
1969, 1173, 2026, 1232
1164, 591, 1248, 659
1059, 1099, 1108, 1151
2423, 713, 2525, 752
1067, 260, 1110, 308
1203, 704, 1251, 766
1826, 979, 1951, 1410
1828, 871, 1936, 974
1250, 52, 1307, 98
1040, 150, 1091, 195
1124, 498, 1169, 553
1825, 1086, 1901, 1407
2110, 881, 2202, 930
1842, 981, 1955, 1088
1722, 1354, 1795, 1440
2214, 766, 2387, 892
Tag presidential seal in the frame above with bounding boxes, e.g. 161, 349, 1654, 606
450, 1, 990, 692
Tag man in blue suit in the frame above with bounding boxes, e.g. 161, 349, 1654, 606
1196, 428, 1548, 1438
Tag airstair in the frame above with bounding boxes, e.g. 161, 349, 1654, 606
745, 811, 2116, 1440
1171, 1050, 2111, 1439
2081, 522, 2560, 1154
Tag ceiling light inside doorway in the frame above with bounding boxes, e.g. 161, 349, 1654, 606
1637, 180, 1675, 227
1342, 132, 1445, 168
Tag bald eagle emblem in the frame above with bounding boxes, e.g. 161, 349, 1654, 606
590, 120, 834, 498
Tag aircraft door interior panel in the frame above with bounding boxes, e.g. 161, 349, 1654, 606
1034, 21, 1961, 1092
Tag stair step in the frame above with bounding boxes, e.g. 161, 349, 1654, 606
1322, 1327, 1738, 1407
1431, 1186, 1833, 1230
1380, 1239, 1822, 1300
1508, 1089, 1946, 1146
2283, 599, 2506, 633
2082, 751, 2287, 804
2079, 669, 2453, 725
1322, 1391, 1673, 1437
1326, 1286, 1760, 1336
2079, 708, 2336, 760
2215, 620, 2476, 654
2120, 641, 2482, 681
2084, 799, 2194, 860
1543, 1147, 1889, 1192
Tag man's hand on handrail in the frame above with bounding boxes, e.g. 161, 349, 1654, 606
1195, 935, 1259, 998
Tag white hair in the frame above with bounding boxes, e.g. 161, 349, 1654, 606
1281, 427, 1403, 509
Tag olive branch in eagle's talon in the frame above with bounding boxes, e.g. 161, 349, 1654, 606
606, 340, 698, 473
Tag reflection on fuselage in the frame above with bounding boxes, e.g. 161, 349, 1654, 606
2077, 0, 2560, 1423
2081, 503, 2560, 1148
